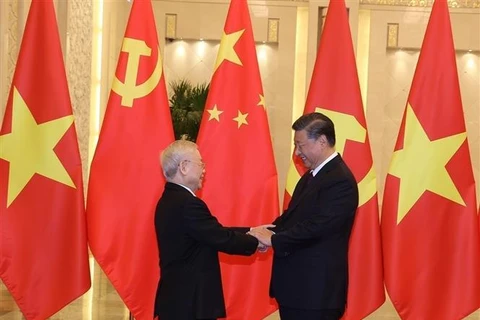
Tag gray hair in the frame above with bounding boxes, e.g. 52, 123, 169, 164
160, 140, 198, 181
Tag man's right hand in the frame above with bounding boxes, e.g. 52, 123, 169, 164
248, 224, 274, 253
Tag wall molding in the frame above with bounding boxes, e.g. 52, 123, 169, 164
359, 0, 479, 8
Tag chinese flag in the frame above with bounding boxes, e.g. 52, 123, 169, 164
196, 0, 279, 318
381, 0, 480, 319
283, 1, 385, 318
86, 0, 174, 319
0, 0, 90, 319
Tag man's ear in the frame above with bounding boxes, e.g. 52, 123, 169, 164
178, 160, 188, 175
318, 134, 328, 146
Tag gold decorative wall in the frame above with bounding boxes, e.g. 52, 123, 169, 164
2, 0, 18, 112
65, 0, 93, 186
165, 13, 177, 39
387, 23, 399, 48
267, 18, 279, 43
360, 0, 480, 7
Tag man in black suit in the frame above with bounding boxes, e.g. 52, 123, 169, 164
250, 112, 359, 320
154, 140, 259, 320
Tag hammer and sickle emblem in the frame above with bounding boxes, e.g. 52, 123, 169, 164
112, 38, 163, 107
315, 107, 377, 206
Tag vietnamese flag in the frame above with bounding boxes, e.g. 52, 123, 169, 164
0, 0, 90, 319
86, 0, 174, 319
381, 0, 480, 319
196, 0, 279, 318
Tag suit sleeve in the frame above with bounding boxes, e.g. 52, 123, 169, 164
183, 198, 259, 256
227, 226, 250, 233
271, 178, 358, 258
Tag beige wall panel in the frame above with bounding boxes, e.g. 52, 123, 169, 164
368, 7, 480, 51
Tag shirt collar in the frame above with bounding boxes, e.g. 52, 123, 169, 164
311, 151, 338, 177
174, 183, 196, 197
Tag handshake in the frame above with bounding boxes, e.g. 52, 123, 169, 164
247, 224, 275, 252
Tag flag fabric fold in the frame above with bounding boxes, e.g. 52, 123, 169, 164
86, 0, 174, 319
381, 0, 480, 319
0, 0, 90, 319
196, 0, 279, 318
283, 1, 385, 318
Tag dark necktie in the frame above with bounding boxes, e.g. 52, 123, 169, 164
305, 171, 314, 185
300, 171, 313, 194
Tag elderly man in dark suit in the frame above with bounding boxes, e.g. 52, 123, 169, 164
154, 140, 259, 320
250, 112, 359, 320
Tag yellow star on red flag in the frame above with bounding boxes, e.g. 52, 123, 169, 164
207, 104, 224, 122
214, 29, 244, 72
233, 110, 248, 128
0, 87, 75, 207
388, 103, 466, 224
257, 94, 266, 110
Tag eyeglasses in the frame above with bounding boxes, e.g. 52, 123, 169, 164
183, 159, 205, 169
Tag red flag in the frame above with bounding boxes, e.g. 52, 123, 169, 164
86, 0, 174, 318
0, 1, 90, 319
283, 1, 385, 318
381, 0, 480, 318
196, 0, 279, 318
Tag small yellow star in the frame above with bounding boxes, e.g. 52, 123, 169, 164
214, 29, 245, 72
257, 94, 266, 110
233, 110, 249, 128
207, 104, 224, 122
388, 103, 466, 224
0, 87, 76, 207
